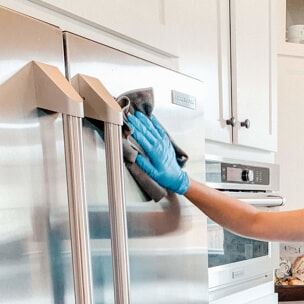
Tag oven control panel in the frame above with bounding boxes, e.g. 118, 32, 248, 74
222, 163, 269, 185
206, 161, 270, 185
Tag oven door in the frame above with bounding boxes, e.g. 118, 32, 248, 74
208, 193, 283, 300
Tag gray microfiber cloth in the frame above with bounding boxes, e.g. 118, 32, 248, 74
117, 87, 188, 202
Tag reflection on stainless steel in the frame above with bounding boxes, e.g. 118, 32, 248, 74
0, 7, 75, 303
64, 32, 208, 303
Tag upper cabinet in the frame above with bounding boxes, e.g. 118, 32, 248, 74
200, 0, 232, 144
31, 0, 166, 49
28, 0, 201, 59
204, 0, 277, 151
277, 0, 304, 56
230, 0, 277, 151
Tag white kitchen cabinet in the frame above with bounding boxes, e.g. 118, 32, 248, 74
276, 0, 304, 60
205, 0, 277, 151
29, 0, 173, 53
230, 0, 277, 151
29, 0, 209, 64
199, 0, 232, 144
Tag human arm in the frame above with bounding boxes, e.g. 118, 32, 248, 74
127, 111, 304, 242
185, 179, 304, 241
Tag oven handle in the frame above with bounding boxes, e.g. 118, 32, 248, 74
239, 195, 285, 207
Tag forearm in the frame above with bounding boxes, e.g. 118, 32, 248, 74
185, 179, 261, 238
185, 179, 304, 242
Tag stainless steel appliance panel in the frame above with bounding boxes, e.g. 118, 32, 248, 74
0, 7, 75, 303
64, 32, 208, 304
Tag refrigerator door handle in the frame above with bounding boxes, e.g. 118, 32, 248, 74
30, 61, 83, 117
63, 114, 94, 304
3, 61, 84, 116
72, 74, 130, 304
71, 74, 123, 125
32, 61, 84, 116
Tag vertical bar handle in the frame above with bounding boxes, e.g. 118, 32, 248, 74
63, 114, 94, 304
104, 123, 130, 304
71, 74, 130, 304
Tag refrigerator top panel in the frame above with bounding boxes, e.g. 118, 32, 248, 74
0, 7, 75, 304
64, 32, 208, 304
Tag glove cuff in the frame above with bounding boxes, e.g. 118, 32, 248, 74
175, 172, 190, 195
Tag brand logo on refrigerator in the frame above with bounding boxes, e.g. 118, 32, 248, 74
171, 90, 196, 110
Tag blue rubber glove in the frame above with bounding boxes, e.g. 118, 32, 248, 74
127, 111, 189, 195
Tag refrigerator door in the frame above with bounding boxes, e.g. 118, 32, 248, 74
64, 32, 208, 304
0, 7, 79, 303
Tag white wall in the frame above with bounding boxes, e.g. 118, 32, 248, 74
276, 55, 304, 211
276, 56, 304, 299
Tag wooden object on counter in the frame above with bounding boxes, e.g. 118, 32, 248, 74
275, 285, 304, 302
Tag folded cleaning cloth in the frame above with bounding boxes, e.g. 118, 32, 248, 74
117, 87, 188, 202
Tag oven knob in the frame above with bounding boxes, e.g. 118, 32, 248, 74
242, 169, 254, 182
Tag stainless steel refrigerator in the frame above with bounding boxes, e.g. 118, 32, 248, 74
0, 6, 208, 304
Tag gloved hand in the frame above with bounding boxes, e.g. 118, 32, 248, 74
127, 111, 189, 195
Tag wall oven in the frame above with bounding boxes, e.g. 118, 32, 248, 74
205, 156, 284, 301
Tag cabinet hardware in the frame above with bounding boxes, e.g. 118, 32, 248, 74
226, 117, 236, 127
240, 119, 250, 129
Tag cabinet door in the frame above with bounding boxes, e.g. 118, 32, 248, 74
230, 0, 277, 151
200, 0, 232, 143
29, 0, 174, 55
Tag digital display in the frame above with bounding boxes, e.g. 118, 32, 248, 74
226, 167, 243, 182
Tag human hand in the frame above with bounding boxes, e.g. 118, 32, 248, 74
127, 111, 189, 195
